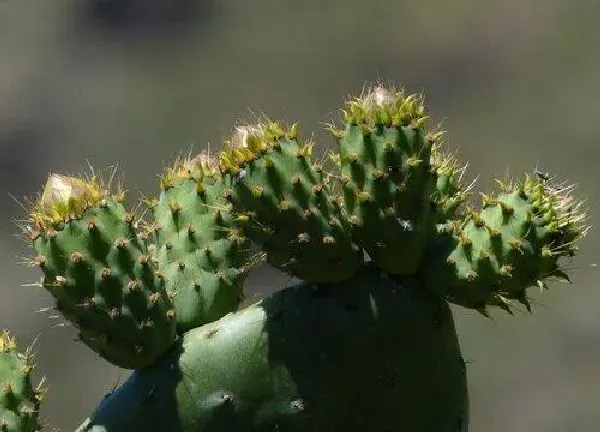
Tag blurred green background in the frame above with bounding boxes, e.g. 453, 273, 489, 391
1, 0, 599, 430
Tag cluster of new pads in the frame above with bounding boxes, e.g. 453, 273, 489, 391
218, 85, 585, 313
13, 84, 586, 431
20, 84, 586, 366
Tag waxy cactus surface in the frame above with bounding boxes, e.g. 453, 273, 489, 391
6, 83, 587, 431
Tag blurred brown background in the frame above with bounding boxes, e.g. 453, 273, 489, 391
1, 1, 599, 430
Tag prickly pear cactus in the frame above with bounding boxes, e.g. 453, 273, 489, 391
150, 153, 257, 333
0, 331, 44, 432
77, 267, 468, 432
24, 174, 177, 369
422, 174, 585, 314
219, 122, 363, 283
331, 87, 436, 275
9, 83, 587, 432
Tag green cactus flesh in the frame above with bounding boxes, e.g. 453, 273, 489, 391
0, 331, 43, 432
430, 145, 468, 224
422, 175, 584, 313
219, 123, 363, 283
76, 266, 468, 432
151, 154, 255, 333
336, 87, 435, 275
28, 175, 176, 369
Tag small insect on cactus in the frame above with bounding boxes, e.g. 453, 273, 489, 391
5, 83, 587, 431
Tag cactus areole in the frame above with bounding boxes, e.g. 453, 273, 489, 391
12, 83, 586, 432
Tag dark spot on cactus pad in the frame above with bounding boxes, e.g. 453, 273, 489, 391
205, 328, 219, 339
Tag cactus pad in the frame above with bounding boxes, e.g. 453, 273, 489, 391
26, 174, 176, 369
219, 122, 363, 283
334, 86, 436, 275
0, 331, 44, 432
151, 153, 256, 333
422, 174, 586, 314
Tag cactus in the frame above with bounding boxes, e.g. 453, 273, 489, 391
219, 122, 363, 283
421, 174, 584, 314
76, 267, 468, 432
333, 86, 436, 275
150, 153, 257, 333
0, 331, 45, 432
25, 174, 176, 369
5, 83, 587, 431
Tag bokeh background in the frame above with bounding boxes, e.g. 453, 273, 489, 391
1, 1, 599, 430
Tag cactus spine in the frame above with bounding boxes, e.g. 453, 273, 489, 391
10, 83, 586, 431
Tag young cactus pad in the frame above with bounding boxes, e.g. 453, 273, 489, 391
24, 174, 176, 370
331, 86, 436, 275
0, 331, 44, 432
422, 175, 586, 313
151, 153, 256, 333
77, 267, 468, 432
219, 122, 363, 283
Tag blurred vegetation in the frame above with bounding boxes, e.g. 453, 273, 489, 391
1, 1, 598, 430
